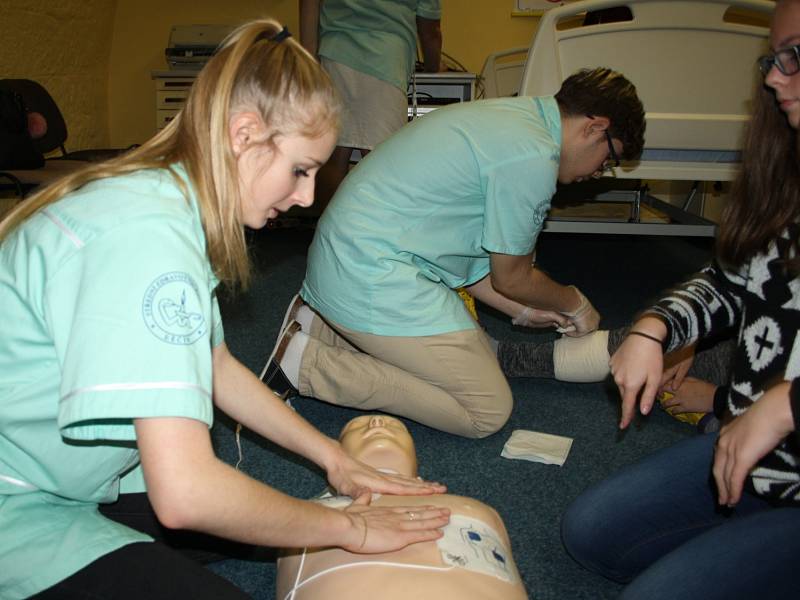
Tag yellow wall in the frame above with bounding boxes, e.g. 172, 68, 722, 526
1, 1, 540, 149
440, 1, 540, 79
0, 0, 117, 151
107, 0, 541, 146
108, 0, 299, 147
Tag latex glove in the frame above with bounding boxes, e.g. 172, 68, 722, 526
511, 306, 570, 330
559, 286, 600, 337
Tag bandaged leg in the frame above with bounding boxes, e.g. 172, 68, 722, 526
497, 327, 627, 380
553, 330, 610, 382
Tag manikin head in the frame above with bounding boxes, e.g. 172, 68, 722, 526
339, 415, 418, 478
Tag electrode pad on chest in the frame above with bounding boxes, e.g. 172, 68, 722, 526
437, 514, 515, 583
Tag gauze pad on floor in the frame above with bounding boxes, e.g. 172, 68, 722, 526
501, 429, 573, 466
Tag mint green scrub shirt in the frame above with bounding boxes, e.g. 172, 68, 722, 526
0, 165, 223, 598
319, 0, 441, 91
301, 96, 562, 337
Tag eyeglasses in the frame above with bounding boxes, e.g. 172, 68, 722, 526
758, 44, 800, 77
591, 129, 620, 178
604, 129, 620, 168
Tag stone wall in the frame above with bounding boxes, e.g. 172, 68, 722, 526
1, 1, 117, 153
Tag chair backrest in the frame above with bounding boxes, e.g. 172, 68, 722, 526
518, 0, 773, 151
0, 79, 68, 155
479, 47, 529, 98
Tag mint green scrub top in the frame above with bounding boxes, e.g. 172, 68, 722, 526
301, 96, 562, 337
318, 0, 441, 91
0, 165, 224, 598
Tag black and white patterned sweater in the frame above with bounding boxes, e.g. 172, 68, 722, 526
648, 225, 800, 504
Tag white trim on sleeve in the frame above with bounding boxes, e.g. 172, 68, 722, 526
61, 380, 212, 402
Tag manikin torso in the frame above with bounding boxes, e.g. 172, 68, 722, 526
277, 493, 527, 600
276, 416, 528, 600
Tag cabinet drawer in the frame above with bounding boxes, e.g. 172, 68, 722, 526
155, 77, 195, 92
156, 109, 180, 130
157, 90, 189, 110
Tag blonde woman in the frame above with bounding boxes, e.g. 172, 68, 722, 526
0, 20, 447, 600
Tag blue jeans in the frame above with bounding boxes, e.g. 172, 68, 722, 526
561, 433, 800, 599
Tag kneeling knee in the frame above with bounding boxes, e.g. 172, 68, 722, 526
468, 389, 513, 439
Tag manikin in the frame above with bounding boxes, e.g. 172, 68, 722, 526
276, 415, 528, 600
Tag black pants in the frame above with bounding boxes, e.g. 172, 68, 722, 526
31, 493, 253, 599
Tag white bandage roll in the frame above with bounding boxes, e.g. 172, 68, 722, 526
553, 330, 610, 382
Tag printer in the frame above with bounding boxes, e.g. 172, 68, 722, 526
164, 25, 235, 70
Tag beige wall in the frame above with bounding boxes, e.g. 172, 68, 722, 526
107, 0, 541, 146
0, 0, 117, 152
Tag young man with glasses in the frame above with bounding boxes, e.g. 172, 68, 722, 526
265, 67, 645, 439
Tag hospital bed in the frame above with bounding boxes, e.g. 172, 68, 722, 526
518, 0, 773, 236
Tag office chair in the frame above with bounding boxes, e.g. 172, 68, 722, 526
0, 78, 135, 198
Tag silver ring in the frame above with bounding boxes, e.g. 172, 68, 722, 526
408, 511, 416, 521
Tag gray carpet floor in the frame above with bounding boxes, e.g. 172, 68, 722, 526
208, 228, 714, 599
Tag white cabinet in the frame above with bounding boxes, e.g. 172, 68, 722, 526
152, 71, 197, 130
153, 70, 476, 130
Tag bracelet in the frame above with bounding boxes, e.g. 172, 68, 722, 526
627, 330, 667, 352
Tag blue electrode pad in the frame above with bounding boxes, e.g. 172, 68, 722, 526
436, 514, 516, 583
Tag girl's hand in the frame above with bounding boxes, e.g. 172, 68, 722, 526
712, 382, 794, 506
326, 451, 446, 500
661, 344, 695, 391
341, 492, 450, 554
610, 319, 666, 429
660, 377, 716, 414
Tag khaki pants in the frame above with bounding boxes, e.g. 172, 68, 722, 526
321, 58, 408, 150
298, 313, 513, 438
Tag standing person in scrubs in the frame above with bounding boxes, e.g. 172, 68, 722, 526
0, 20, 449, 600
299, 0, 443, 209
263, 67, 646, 439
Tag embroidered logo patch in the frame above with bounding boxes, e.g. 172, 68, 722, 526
142, 271, 206, 344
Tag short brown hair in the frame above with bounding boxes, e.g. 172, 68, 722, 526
555, 67, 645, 160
